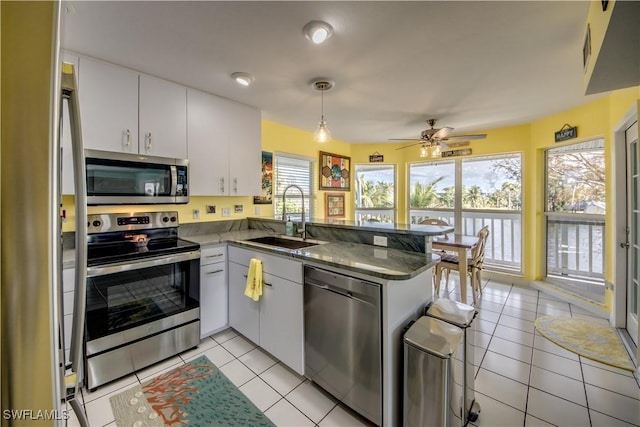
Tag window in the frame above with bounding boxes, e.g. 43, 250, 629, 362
409, 160, 455, 224
354, 164, 395, 222
544, 139, 605, 302
273, 154, 313, 221
409, 153, 523, 272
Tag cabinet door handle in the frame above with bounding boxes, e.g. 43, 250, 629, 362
220, 177, 225, 193
242, 274, 271, 287
205, 254, 224, 259
206, 269, 224, 275
124, 129, 131, 149
233, 178, 238, 193
146, 132, 152, 152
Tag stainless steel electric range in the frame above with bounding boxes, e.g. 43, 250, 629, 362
84, 211, 200, 390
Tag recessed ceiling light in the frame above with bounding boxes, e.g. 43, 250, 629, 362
303, 21, 333, 44
231, 72, 254, 87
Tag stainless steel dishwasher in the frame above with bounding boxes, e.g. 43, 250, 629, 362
304, 266, 382, 426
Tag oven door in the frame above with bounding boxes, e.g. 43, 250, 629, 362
85, 251, 200, 356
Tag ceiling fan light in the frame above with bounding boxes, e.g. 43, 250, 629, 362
420, 145, 429, 158
303, 21, 333, 44
314, 118, 332, 143
431, 144, 441, 158
231, 72, 254, 86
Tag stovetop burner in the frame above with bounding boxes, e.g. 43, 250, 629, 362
86, 211, 199, 266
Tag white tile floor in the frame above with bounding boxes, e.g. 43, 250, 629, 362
68, 277, 640, 427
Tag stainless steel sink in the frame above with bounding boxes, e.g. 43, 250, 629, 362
244, 235, 320, 249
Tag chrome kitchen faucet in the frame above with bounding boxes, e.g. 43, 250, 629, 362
282, 184, 306, 240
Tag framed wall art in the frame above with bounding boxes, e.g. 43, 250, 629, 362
325, 193, 345, 218
253, 151, 273, 204
319, 151, 351, 191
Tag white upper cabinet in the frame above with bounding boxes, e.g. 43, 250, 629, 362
78, 56, 139, 154
187, 89, 230, 196
139, 75, 187, 159
188, 88, 261, 196
77, 55, 186, 159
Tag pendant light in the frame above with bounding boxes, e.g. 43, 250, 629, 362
311, 79, 334, 143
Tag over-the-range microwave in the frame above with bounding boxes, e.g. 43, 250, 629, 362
84, 149, 189, 205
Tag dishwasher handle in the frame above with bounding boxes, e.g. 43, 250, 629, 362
305, 278, 377, 306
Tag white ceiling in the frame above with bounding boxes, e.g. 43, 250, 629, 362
61, 1, 603, 144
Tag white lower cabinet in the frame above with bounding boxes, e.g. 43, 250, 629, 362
228, 246, 304, 375
200, 245, 228, 339
259, 272, 303, 374
228, 261, 260, 344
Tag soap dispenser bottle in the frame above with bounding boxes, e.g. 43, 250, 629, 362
285, 216, 294, 236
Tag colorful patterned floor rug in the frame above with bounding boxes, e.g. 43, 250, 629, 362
534, 315, 635, 372
110, 355, 275, 426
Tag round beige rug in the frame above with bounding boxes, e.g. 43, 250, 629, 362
534, 315, 635, 372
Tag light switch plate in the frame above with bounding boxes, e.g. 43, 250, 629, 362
373, 235, 388, 247
193, 209, 200, 219
255, 206, 261, 216
222, 208, 231, 217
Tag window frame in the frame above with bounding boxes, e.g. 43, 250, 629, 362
272, 152, 315, 221
354, 163, 397, 223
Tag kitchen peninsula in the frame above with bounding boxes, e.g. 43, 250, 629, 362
183, 217, 448, 426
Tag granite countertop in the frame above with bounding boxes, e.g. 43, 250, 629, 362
63, 220, 442, 279
230, 238, 439, 281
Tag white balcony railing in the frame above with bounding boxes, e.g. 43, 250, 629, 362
545, 213, 605, 281
411, 209, 522, 272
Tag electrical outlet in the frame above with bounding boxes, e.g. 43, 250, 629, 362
254, 206, 261, 216
373, 235, 388, 247
222, 208, 231, 217
193, 209, 200, 219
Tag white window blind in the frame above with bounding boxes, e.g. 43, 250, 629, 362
274, 154, 313, 220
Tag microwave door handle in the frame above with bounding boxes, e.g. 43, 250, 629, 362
170, 165, 178, 197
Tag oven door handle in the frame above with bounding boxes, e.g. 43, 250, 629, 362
87, 250, 200, 277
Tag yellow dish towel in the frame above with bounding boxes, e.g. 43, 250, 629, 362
244, 258, 263, 301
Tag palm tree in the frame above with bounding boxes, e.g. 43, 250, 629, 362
463, 185, 484, 208
410, 177, 444, 208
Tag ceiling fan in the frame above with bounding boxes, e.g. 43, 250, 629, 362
392, 119, 487, 158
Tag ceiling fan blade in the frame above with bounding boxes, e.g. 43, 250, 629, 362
389, 138, 422, 141
394, 142, 424, 150
432, 127, 454, 139
442, 140, 470, 148
442, 133, 487, 141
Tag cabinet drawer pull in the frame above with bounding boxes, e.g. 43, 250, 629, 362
206, 269, 224, 275
205, 254, 224, 258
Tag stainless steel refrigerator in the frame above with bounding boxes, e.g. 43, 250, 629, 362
1, 2, 87, 425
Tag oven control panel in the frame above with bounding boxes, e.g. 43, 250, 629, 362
87, 211, 179, 234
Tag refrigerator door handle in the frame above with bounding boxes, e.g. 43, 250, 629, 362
61, 62, 90, 427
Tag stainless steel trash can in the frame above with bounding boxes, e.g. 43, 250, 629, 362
403, 316, 464, 427
426, 299, 481, 424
